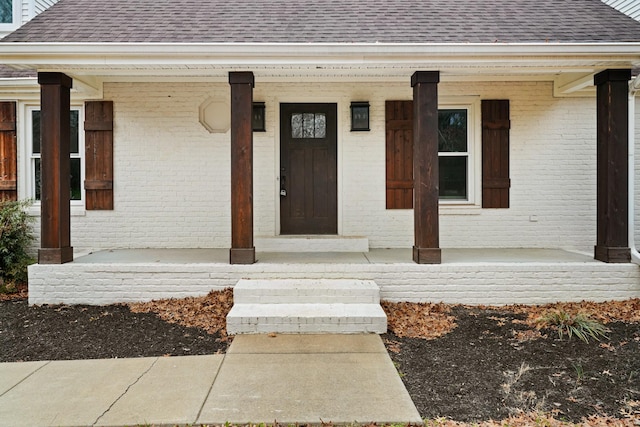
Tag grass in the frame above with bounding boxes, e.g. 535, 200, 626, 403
537, 310, 608, 343
572, 362, 585, 383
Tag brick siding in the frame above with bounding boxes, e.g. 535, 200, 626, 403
54, 81, 601, 252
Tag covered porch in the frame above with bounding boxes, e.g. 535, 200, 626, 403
27, 247, 640, 306
25, 66, 636, 266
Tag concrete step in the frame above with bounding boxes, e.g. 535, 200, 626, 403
232, 278, 380, 304
227, 303, 387, 334
227, 279, 387, 335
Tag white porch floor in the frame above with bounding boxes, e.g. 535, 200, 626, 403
72, 248, 597, 264
28, 248, 640, 306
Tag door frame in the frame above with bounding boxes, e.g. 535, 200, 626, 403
274, 98, 342, 236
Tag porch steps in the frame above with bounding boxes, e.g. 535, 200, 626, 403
226, 279, 387, 334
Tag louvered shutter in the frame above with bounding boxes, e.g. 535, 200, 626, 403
0, 102, 17, 201
482, 100, 511, 208
385, 100, 414, 209
84, 101, 114, 210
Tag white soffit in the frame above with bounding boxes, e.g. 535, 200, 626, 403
1, 42, 639, 73
0, 43, 637, 97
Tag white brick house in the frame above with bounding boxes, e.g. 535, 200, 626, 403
0, 0, 639, 305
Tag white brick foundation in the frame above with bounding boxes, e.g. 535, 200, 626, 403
28, 258, 640, 306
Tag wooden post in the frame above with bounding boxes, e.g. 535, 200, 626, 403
38, 72, 73, 264
229, 72, 256, 264
594, 69, 631, 263
411, 71, 441, 264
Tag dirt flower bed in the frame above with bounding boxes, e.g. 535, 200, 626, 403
382, 299, 640, 425
1, 289, 638, 426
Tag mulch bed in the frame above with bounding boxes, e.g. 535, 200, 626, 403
1, 289, 638, 426
386, 305, 640, 423
0, 299, 229, 361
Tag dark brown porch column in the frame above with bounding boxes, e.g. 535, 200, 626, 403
229, 72, 255, 264
37, 72, 73, 264
411, 71, 441, 264
594, 69, 631, 263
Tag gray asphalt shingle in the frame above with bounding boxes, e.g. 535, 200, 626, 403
0, 65, 36, 78
2, 0, 640, 44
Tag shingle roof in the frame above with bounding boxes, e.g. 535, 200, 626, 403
0, 65, 36, 78
3, 0, 640, 44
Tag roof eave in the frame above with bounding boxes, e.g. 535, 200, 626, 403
1, 42, 638, 78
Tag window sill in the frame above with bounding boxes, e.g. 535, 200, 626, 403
387, 204, 483, 215
440, 204, 482, 215
28, 205, 86, 217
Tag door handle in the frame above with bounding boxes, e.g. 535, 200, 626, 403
280, 175, 287, 197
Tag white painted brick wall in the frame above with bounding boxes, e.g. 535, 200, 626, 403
634, 96, 640, 252
23, 81, 616, 252
70, 83, 232, 249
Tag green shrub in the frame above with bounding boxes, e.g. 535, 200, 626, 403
0, 200, 35, 290
538, 310, 608, 343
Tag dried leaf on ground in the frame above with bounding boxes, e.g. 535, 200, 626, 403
129, 288, 233, 337
383, 338, 402, 353
512, 328, 546, 342
381, 300, 456, 339
0, 283, 28, 301
424, 413, 639, 426
498, 299, 640, 327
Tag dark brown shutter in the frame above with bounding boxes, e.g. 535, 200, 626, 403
0, 102, 17, 201
385, 100, 414, 209
84, 101, 114, 210
482, 100, 510, 208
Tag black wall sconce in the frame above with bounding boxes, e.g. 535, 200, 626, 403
350, 101, 370, 131
252, 102, 266, 132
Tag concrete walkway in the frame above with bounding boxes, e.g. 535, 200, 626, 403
0, 335, 422, 426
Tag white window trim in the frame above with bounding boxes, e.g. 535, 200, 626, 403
0, 0, 22, 32
438, 97, 480, 207
23, 104, 86, 216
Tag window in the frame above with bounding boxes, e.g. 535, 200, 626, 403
0, 0, 20, 30
27, 106, 84, 203
438, 109, 469, 200
385, 101, 475, 208
291, 113, 326, 139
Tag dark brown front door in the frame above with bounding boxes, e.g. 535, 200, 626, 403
280, 103, 337, 234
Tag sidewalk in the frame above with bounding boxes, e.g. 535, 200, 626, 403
0, 334, 422, 426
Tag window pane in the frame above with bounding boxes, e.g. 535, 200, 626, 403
314, 113, 326, 138
292, 112, 326, 139
438, 109, 467, 152
70, 158, 81, 200
32, 110, 41, 154
32, 110, 79, 153
439, 156, 467, 199
0, 0, 12, 24
34, 159, 82, 201
70, 110, 79, 154
34, 158, 41, 201
292, 112, 327, 139
291, 114, 303, 138
302, 113, 315, 138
